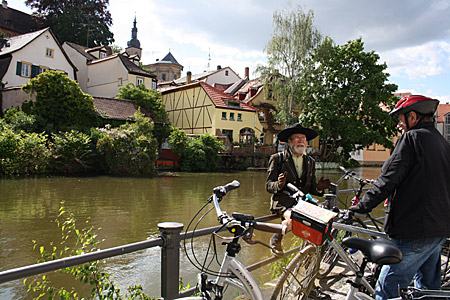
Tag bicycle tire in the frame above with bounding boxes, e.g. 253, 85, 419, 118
442, 239, 450, 290
317, 229, 352, 279
270, 244, 319, 300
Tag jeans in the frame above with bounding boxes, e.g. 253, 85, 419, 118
375, 237, 445, 300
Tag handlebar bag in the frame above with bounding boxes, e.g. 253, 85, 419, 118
291, 201, 337, 245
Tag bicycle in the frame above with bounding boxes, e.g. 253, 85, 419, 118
175, 180, 311, 300
318, 166, 385, 279
272, 183, 396, 299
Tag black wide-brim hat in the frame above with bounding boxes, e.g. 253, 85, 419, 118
277, 123, 318, 142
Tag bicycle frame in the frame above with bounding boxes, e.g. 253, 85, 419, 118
213, 254, 263, 300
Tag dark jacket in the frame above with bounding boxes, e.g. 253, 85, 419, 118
266, 149, 322, 213
356, 122, 450, 238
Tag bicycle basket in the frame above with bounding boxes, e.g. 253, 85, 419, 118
291, 201, 337, 246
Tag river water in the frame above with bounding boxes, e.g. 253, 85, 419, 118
0, 168, 382, 299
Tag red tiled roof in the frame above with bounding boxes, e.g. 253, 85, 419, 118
437, 103, 450, 123
199, 82, 259, 112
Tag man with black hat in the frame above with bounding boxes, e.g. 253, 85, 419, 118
266, 123, 331, 299
350, 95, 450, 299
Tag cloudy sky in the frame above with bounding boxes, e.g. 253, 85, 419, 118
10, 0, 450, 103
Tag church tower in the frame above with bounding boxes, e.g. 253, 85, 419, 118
125, 16, 142, 58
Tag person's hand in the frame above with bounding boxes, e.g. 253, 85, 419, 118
349, 204, 371, 214
278, 172, 287, 189
317, 177, 331, 191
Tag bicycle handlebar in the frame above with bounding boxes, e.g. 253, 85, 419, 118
211, 180, 282, 234
339, 166, 376, 185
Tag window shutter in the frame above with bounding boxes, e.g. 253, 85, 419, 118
31, 65, 39, 78
16, 61, 22, 75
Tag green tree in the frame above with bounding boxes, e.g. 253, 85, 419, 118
257, 5, 322, 125
117, 83, 172, 146
22, 70, 98, 132
25, 0, 114, 47
299, 38, 398, 162
169, 128, 224, 172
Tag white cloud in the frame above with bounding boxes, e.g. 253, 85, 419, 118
381, 41, 450, 80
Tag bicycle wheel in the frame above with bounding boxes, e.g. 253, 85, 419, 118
442, 239, 450, 290
317, 229, 352, 279
270, 244, 319, 300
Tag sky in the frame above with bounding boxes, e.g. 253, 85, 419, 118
8, 0, 450, 103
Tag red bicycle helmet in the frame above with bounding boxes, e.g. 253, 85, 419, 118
389, 95, 439, 116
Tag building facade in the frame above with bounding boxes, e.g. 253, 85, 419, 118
161, 81, 262, 145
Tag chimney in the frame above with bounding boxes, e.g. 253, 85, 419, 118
2, 0, 7, 9
186, 71, 192, 84
245, 67, 249, 79
217, 65, 221, 70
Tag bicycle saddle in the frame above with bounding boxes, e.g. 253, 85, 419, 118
342, 237, 402, 265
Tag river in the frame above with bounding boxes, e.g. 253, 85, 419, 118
0, 168, 382, 299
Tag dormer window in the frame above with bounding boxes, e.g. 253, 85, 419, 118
225, 99, 240, 108
99, 52, 106, 58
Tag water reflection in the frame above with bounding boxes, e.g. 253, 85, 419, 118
0, 168, 382, 299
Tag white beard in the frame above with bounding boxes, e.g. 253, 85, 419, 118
292, 144, 306, 155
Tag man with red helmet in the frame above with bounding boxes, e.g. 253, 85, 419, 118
351, 95, 450, 299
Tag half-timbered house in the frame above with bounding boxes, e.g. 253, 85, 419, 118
161, 81, 262, 145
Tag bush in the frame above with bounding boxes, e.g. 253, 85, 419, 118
95, 112, 158, 176
169, 128, 224, 172
0, 128, 50, 175
4, 107, 42, 132
49, 130, 95, 174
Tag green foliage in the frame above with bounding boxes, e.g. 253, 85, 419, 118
22, 71, 98, 133
95, 112, 158, 176
0, 128, 50, 175
169, 128, 224, 172
298, 38, 398, 162
257, 4, 322, 125
3, 107, 42, 132
25, 0, 114, 47
49, 130, 94, 174
116, 83, 171, 145
25, 206, 154, 300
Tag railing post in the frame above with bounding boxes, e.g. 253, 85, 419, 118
158, 222, 184, 300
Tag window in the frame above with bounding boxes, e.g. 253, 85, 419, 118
222, 129, 233, 143
39, 66, 49, 74
99, 52, 106, 58
229, 113, 235, 121
267, 88, 274, 100
151, 81, 157, 90
258, 111, 266, 122
162, 74, 166, 81
20, 62, 31, 77
173, 74, 177, 80
118, 77, 123, 86
225, 70, 229, 76
222, 112, 227, 120
45, 48, 54, 58
136, 77, 144, 86
237, 113, 242, 121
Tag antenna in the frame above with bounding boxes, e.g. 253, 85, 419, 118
207, 48, 211, 72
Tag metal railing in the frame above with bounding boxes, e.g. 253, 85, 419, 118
0, 214, 281, 300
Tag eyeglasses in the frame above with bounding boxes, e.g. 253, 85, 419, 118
290, 136, 307, 141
